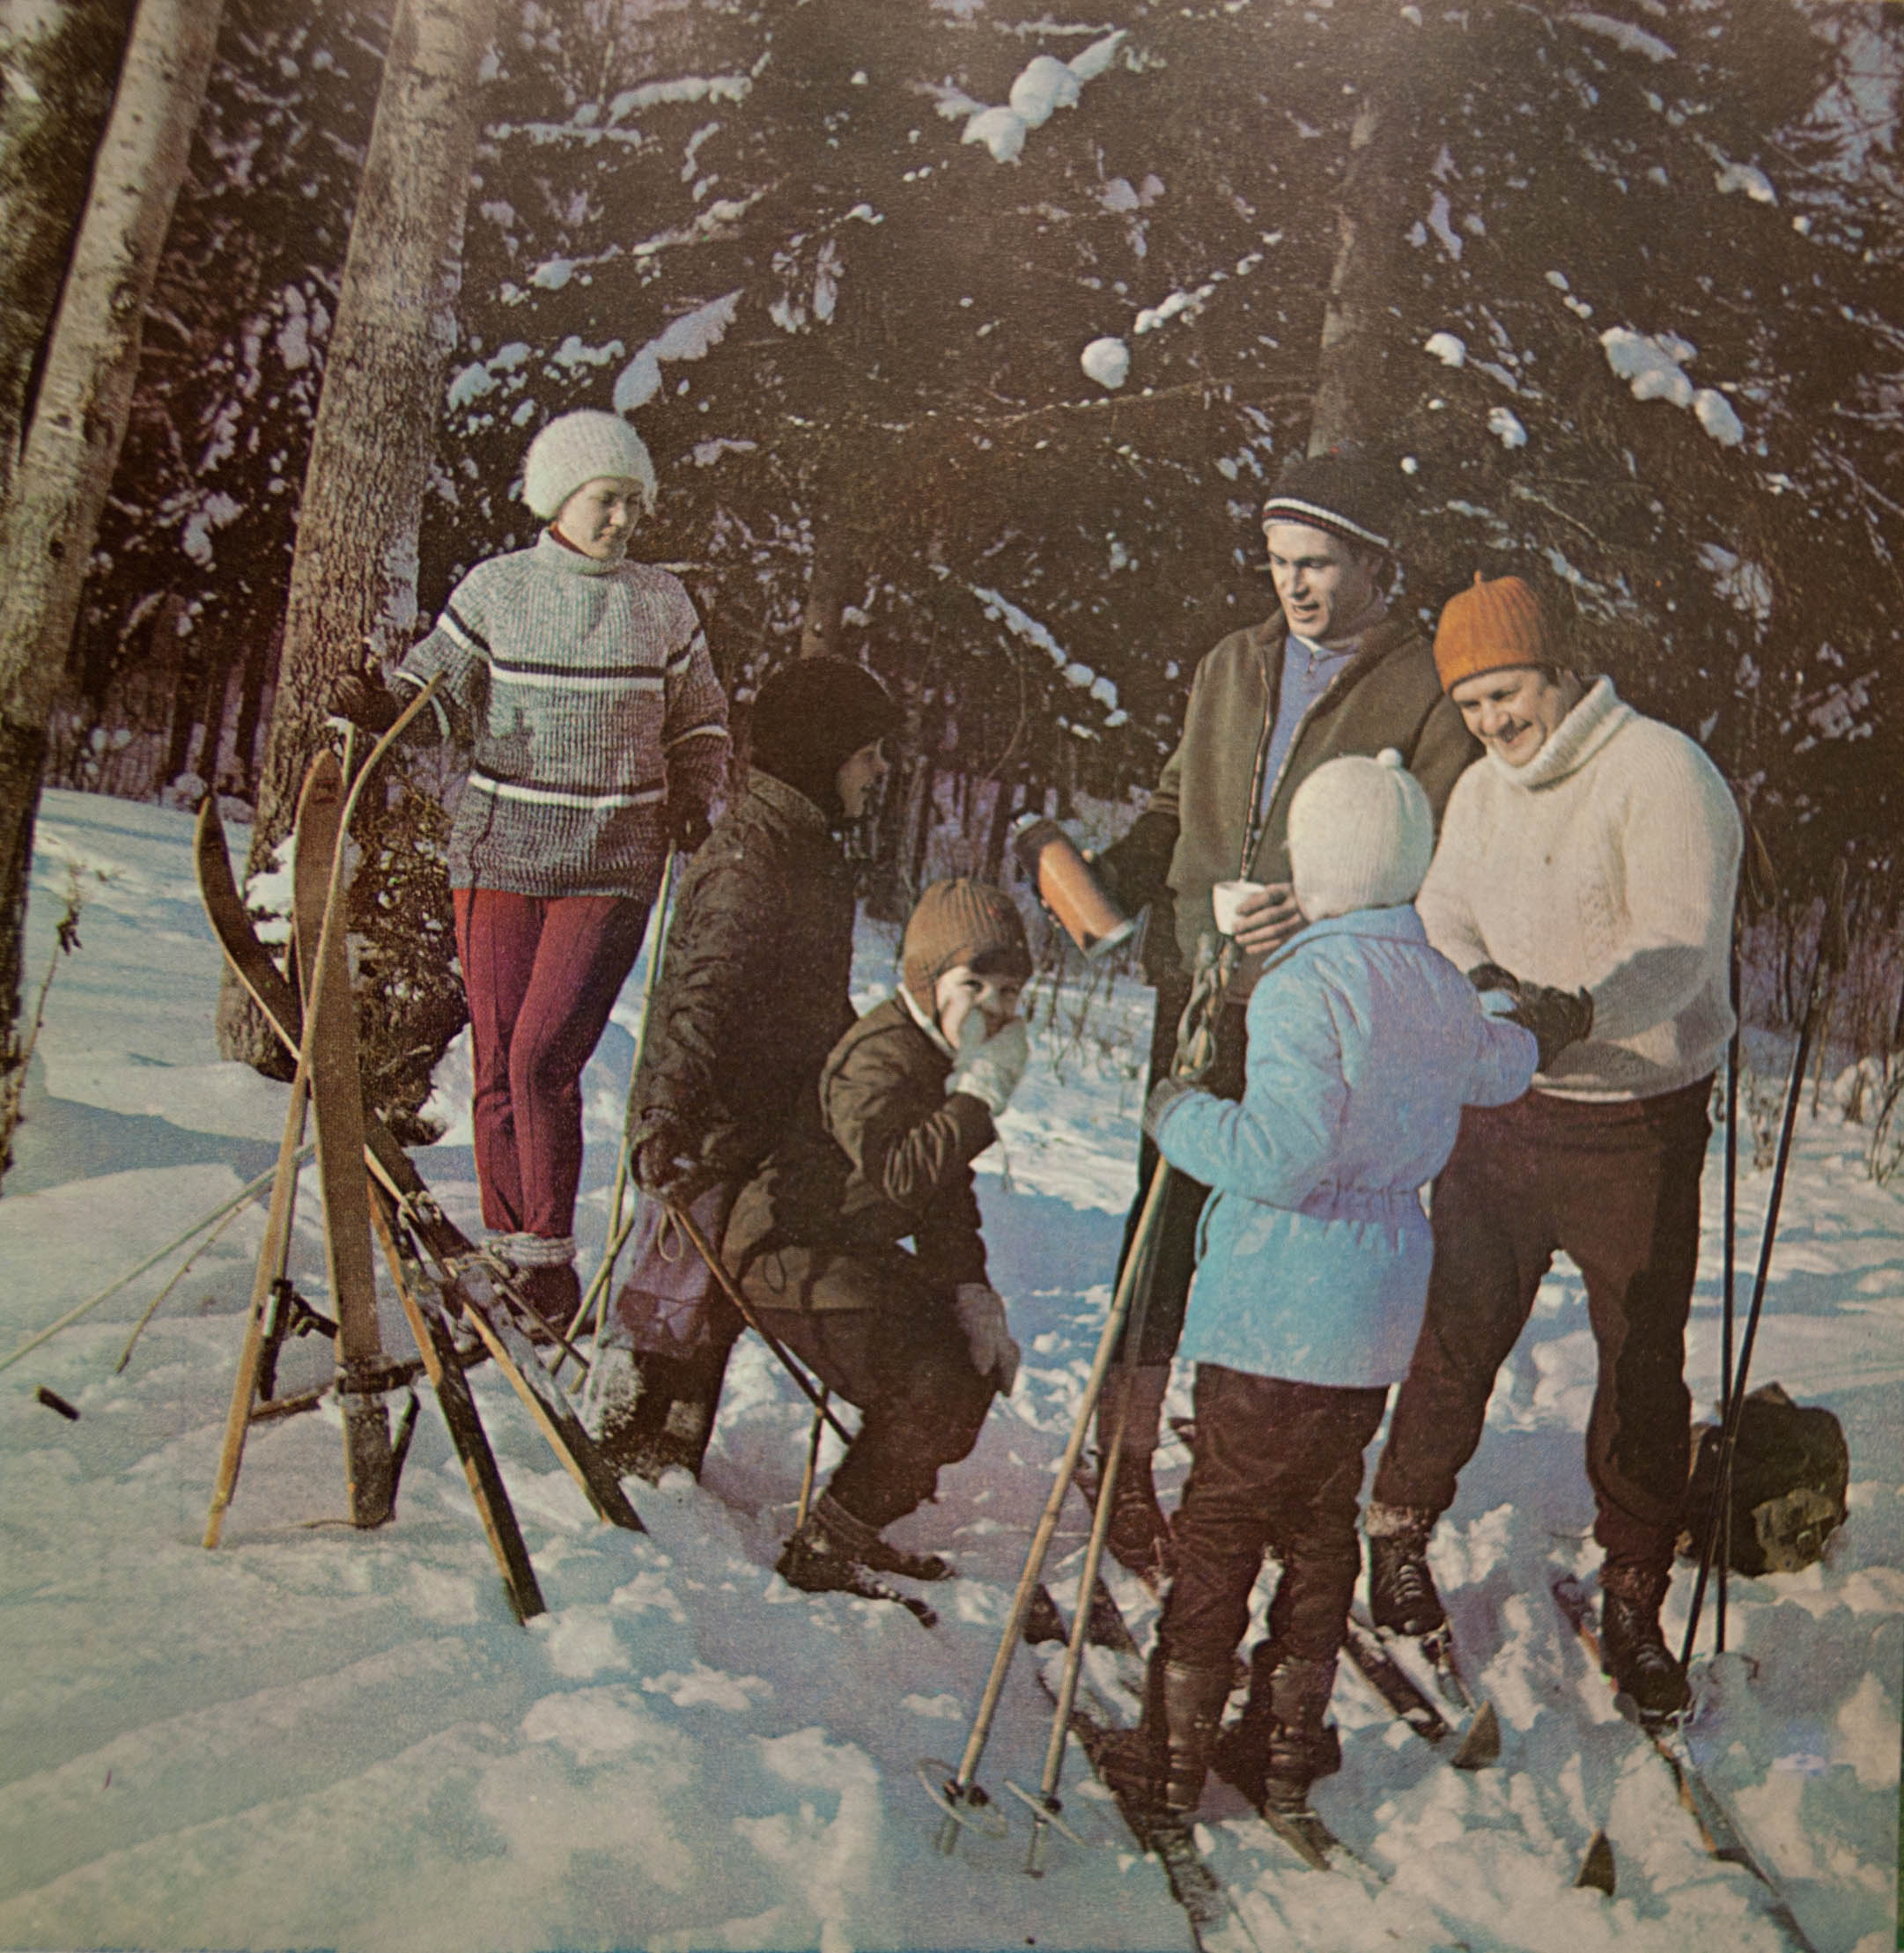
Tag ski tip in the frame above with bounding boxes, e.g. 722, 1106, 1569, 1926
1574, 1830, 1616, 1896
1451, 1697, 1501, 1771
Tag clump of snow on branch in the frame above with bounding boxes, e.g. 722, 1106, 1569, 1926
614, 291, 743, 411
1565, 11, 1675, 62
1487, 407, 1528, 450
1081, 337, 1130, 390
1715, 158, 1777, 204
607, 75, 750, 122
941, 31, 1126, 164
1600, 326, 1745, 447
1424, 332, 1467, 368
968, 585, 1121, 722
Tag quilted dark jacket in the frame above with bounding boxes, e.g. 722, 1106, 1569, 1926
625, 770, 857, 1186
723, 996, 995, 1311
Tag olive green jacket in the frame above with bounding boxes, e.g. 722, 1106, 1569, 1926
1102, 614, 1476, 994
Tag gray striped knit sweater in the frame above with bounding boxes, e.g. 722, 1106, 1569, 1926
395, 530, 729, 897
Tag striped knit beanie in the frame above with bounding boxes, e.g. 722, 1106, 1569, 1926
902, 881, 1033, 1008
1287, 748, 1433, 921
1259, 451, 1397, 555
522, 410, 657, 520
1433, 575, 1561, 691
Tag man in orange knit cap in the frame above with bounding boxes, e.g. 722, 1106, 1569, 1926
1364, 574, 1741, 1719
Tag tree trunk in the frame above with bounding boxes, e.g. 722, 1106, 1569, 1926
222, 0, 496, 1068
0, 0, 225, 1183
0, 0, 137, 506
798, 529, 857, 659
1308, 66, 1416, 456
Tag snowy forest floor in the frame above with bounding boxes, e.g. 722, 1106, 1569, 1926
1, 788, 1899, 1953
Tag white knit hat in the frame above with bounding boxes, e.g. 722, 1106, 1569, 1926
520, 409, 657, 520
1287, 748, 1433, 922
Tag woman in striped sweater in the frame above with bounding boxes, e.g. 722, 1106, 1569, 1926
339, 409, 729, 1327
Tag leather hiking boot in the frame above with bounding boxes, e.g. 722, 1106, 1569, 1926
1214, 1643, 1341, 1810
1365, 1502, 1447, 1638
1259, 1655, 1339, 1815
806, 1493, 952, 1581
592, 1349, 719, 1484
1103, 1659, 1232, 1819
774, 1504, 940, 1626
1599, 1562, 1690, 1719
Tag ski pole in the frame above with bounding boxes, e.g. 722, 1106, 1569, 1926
0, 1149, 309, 1376
666, 1201, 853, 1445
934, 1153, 1169, 1854
1716, 925, 1741, 1653
794, 1389, 830, 1531
566, 848, 680, 1366
1679, 942, 1823, 1665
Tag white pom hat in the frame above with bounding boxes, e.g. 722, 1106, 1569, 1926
521, 409, 657, 520
1287, 748, 1434, 922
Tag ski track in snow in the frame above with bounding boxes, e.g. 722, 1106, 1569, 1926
1, 788, 1898, 1952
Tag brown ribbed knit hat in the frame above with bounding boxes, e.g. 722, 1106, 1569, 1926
1433, 575, 1562, 691
902, 880, 1033, 1008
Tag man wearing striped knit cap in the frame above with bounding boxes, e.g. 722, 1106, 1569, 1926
338, 408, 729, 1329
1364, 574, 1741, 1720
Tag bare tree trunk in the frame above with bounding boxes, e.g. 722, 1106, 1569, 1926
221, 0, 496, 1067
1308, 61, 1416, 456
798, 530, 857, 659
0, 0, 225, 1183
0, 0, 137, 505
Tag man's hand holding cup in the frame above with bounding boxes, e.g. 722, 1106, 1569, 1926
1213, 877, 1305, 955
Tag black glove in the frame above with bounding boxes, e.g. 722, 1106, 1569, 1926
328, 672, 402, 735
1466, 962, 1523, 1001
1142, 1075, 1199, 1144
668, 798, 713, 856
1508, 984, 1595, 1071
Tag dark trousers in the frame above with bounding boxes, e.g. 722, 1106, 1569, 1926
1114, 985, 1248, 1367
454, 888, 651, 1240
1159, 1365, 1389, 1671
1372, 1078, 1714, 1567
756, 1288, 996, 1530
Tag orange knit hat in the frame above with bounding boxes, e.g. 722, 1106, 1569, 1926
1432, 575, 1562, 691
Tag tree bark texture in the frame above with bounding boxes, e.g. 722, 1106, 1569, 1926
0, 0, 225, 1168
0, 0, 137, 507
1308, 89, 1412, 457
224, 0, 495, 1067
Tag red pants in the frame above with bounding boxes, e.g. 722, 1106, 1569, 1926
453, 888, 651, 1240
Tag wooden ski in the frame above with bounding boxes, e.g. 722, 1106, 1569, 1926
196, 788, 643, 1534
368, 1187, 545, 1621
291, 748, 394, 1527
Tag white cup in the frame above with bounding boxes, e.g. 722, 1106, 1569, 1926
1212, 878, 1266, 937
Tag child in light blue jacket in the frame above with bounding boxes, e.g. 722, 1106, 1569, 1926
1104, 749, 1537, 1828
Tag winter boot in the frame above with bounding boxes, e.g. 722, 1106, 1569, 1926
1096, 1362, 1177, 1590
1101, 1658, 1234, 1820
492, 1233, 580, 1340
1258, 1655, 1339, 1817
1365, 1500, 1447, 1638
1214, 1641, 1341, 1811
778, 1492, 953, 1587
1598, 1559, 1690, 1720
594, 1348, 721, 1484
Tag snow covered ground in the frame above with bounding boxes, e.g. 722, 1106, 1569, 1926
2, 787, 1898, 1953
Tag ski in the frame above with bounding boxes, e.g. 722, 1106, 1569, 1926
196, 795, 644, 1535
369, 1186, 547, 1623
1551, 1573, 1821, 1952
291, 749, 395, 1528
1023, 1576, 1143, 1659
1345, 1611, 1501, 1767
1037, 1675, 1244, 1951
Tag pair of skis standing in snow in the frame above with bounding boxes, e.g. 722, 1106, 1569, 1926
321, 425, 1752, 1893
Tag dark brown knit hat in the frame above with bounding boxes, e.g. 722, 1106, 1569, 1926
902, 880, 1033, 1007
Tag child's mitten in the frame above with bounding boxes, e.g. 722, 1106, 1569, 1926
947, 1015, 1029, 1116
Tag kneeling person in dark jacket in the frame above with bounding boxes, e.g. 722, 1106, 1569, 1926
724, 880, 1033, 1603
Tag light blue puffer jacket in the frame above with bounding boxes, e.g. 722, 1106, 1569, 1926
1154, 906, 1538, 1389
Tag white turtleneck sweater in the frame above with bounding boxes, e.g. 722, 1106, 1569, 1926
1415, 676, 1742, 1102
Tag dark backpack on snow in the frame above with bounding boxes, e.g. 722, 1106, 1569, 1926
1679, 1381, 1849, 1577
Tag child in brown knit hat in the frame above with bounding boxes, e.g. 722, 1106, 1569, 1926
720, 880, 1034, 1612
